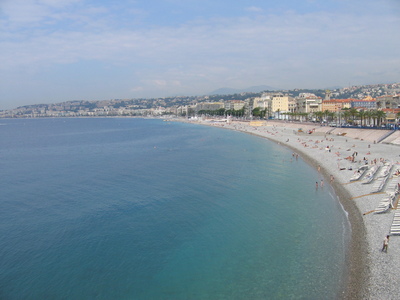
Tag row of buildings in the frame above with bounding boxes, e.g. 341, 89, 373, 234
189, 93, 400, 119
1, 90, 399, 120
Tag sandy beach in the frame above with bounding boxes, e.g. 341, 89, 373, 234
185, 119, 400, 299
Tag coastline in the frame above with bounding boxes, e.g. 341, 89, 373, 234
182, 118, 400, 299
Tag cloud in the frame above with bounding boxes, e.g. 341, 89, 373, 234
245, 6, 263, 13
2, 2, 398, 69
0, 0, 82, 25
1, 0, 400, 107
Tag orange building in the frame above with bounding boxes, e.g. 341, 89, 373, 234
321, 99, 353, 112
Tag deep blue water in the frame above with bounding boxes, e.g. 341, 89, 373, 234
0, 118, 349, 299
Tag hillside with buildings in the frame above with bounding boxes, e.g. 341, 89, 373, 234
1, 83, 400, 127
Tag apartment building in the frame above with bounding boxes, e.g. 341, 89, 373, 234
322, 99, 352, 112
351, 96, 376, 110
195, 102, 224, 112
296, 93, 322, 114
271, 94, 295, 113
376, 95, 400, 109
224, 100, 245, 110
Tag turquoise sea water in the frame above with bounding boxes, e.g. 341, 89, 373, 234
0, 118, 349, 299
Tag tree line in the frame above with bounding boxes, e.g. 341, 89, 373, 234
197, 107, 400, 128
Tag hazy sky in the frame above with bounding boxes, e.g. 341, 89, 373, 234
1, 0, 399, 109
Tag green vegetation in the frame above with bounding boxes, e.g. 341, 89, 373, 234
251, 107, 268, 118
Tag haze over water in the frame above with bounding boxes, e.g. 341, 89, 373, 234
0, 118, 349, 299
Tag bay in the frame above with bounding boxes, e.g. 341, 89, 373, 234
0, 118, 348, 299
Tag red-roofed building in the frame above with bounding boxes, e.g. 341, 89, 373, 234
322, 99, 353, 112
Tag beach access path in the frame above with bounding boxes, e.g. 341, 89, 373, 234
188, 119, 400, 300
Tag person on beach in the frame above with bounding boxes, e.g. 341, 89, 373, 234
320, 179, 324, 187
382, 235, 390, 253
316, 181, 318, 189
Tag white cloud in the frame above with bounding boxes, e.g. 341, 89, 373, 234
0, 0, 49, 24
38, 0, 81, 8
2, 11, 399, 72
1, 1, 400, 106
0, 0, 83, 26
245, 6, 263, 13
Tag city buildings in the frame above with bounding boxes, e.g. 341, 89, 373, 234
1, 83, 399, 124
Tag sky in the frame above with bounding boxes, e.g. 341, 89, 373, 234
1, 0, 400, 109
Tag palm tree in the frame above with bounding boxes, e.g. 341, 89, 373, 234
336, 110, 343, 125
328, 111, 335, 123
349, 108, 358, 125
370, 110, 378, 127
375, 110, 386, 127
323, 110, 330, 122
313, 111, 324, 123
358, 110, 366, 126
276, 109, 281, 120
364, 110, 373, 127
301, 113, 309, 122
342, 109, 351, 124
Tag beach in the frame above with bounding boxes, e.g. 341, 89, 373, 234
187, 119, 400, 299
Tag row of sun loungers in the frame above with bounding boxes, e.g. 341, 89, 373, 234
349, 165, 369, 181
373, 165, 397, 214
390, 209, 400, 235
387, 177, 400, 192
362, 165, 381, 184
374, 193, 395, 214
382, 178, 400, 233
348, 161, 400, 235
371, 163, 393, 193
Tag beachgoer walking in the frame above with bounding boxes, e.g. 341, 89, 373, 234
330, 175, 334, 183
320, 179, 324, 187
316, 181, 318, 189
382, 235, 390, 252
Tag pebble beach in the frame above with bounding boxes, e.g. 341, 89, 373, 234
188, 118, 400, 299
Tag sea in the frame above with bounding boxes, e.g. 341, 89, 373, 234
0, 118, 349, 299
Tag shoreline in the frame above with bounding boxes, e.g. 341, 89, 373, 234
243, 127, 367, 299
183, 118, 400, 299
